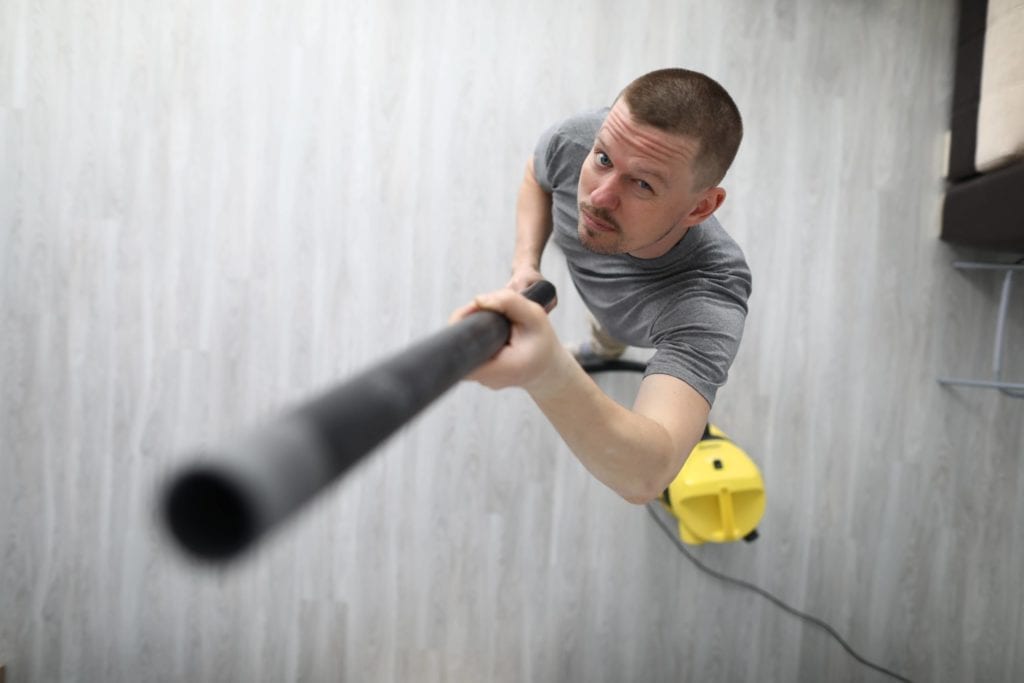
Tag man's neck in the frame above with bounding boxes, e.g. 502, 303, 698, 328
627, 224, 694, 259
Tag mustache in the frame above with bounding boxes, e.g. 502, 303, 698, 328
579, 203, 621, 232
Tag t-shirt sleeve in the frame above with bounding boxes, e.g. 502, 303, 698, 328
644, 257, 752, 407
533, 111, 602, 194
532, 124, 558, 193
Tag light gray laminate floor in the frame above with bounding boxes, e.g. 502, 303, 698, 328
3, 0, 1022, 681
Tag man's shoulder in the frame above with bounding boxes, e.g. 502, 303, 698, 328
535, 107, 608, 192
681, 217, 753, 298
549, 107, 609, 145
690, 217, 747, 267
538, 107, 609, 160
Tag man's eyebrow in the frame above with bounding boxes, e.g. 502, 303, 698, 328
635, 165, 669, 189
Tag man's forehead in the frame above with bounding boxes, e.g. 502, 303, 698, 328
599, 102, 700, 168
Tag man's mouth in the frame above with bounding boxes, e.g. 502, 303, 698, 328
580, 207, 618, 233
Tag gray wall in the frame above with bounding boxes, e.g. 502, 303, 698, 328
3, 0, 1023, 681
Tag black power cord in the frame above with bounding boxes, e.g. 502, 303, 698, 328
581, 359, 913, 680
645, 503, 914, 683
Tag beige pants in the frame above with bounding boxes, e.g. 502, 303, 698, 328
587, 313, 628, 359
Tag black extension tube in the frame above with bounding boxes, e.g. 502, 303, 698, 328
161, 281, 557, 562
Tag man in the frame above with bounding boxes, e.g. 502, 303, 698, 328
451, 68, 751, 505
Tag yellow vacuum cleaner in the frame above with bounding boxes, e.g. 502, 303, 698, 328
659, 424, 765, 545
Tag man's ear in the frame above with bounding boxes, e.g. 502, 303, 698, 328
686, 187, 726, 225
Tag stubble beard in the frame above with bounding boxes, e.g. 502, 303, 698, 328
578, 203, 623, 255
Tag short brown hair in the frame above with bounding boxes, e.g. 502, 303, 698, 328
619, 68, 743, 189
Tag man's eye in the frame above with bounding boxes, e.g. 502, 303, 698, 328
596, 152, 611, 166
637, 179, 653, 192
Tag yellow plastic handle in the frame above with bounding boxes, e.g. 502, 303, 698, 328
718, 488, 736, 541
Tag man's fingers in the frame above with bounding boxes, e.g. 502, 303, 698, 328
448, 292, 512, 326
448, 301, 481, 325
472, 289, 545, 324
448, 287, 562, 392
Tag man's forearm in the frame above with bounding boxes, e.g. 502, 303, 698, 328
525, 351, 688, 504
512, 158, 553, 273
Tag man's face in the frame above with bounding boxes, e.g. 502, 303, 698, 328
577, 100, 712, 259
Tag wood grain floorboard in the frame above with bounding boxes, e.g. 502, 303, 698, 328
5, 0, 1024, 681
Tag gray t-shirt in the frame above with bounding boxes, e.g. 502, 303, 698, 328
533, 108, 752, 406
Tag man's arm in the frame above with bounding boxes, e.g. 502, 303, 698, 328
507, 157, 554, 292
451, 290, 709, 504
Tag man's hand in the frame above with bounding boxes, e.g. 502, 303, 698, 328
505, 265, 545, 293
450, 289, 709, 504
449, 289, 574, 395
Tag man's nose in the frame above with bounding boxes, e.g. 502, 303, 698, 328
589, 174, 619, 211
